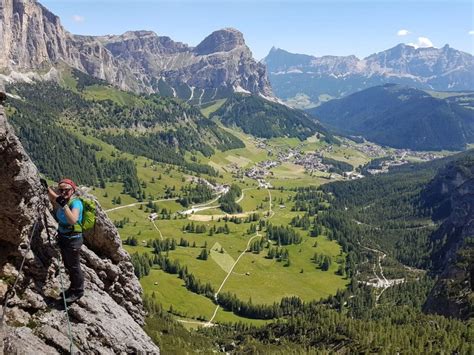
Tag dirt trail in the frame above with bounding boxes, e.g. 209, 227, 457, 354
204, 188, 273, 327
104, 197, 178, 213
360, 244, 404, 302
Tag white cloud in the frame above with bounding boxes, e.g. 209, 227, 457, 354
72, 15, 85, 23
397, 29, 410, 36
407, 37, 434, 49
417, 37, 434, 48
469, 30, 474, 35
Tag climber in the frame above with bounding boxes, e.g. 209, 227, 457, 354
45, 178, 85, 303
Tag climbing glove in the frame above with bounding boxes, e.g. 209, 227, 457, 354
56, 196, 67, 207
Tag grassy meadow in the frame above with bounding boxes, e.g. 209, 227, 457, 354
61, 108, 369, 326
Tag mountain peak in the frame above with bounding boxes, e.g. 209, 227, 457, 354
194, 28, 246, 55
120, 30, 158, 39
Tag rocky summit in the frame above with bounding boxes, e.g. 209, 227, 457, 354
0, 100, 159, 353
264, 44, 474, 107
0, 0, 273, 102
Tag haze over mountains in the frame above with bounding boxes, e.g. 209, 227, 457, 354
264, 45, 474, 108
2, 0, 473, 112
0, 0, 273, 103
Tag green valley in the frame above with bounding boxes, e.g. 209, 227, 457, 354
4, 75, 472, 354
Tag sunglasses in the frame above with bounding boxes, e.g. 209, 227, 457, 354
58, 188, 72, 193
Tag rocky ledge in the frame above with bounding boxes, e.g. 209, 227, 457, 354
0, 96, 159, 353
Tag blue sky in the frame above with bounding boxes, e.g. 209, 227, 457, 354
41, 0, 473, 60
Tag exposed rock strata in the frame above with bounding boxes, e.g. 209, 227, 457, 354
0, 0, 273, 100
264, 45, 474, 107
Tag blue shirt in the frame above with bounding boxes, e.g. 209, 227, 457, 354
56, 198, 83, 234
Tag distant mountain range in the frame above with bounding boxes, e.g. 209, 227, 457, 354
308, 84, 474, 151
263, 45, 474, 108
0, 0, 273, 104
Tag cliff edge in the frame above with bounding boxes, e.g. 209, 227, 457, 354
0, 95, 159, 353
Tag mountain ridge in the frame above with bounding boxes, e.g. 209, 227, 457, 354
0, 0, 273, 103
264, 44, 474, 108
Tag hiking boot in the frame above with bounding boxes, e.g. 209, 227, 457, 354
65, 291, 84, 304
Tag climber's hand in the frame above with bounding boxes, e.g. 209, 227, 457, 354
55, 196, 67, 207
40, 178, 48, 190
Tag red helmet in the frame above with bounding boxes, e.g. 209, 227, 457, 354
58, 178, 78, 191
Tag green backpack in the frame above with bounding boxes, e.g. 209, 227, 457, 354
79, 197, 96, 231
65, 197, 96, 233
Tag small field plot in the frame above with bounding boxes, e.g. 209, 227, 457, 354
221, 235, 347, 305
269, 175, 331, 189
299, 135, 327, 152
267, 137, 301, 149
206, 127, 270, 169
141, 269, 217, 320
225, 154, 254, 167
168, 246, 229, 288
271, 162, 306, 179
239, 188, 269, 212
210, 242, 236, 273
82, 85, 138, 106
200, 99, 227, 118
325, 146, 370, 168
209, 147, 268, 171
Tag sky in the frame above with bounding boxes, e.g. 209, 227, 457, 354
40, 0, 474, 60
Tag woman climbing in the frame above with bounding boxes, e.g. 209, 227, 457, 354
46, 178, 84, 303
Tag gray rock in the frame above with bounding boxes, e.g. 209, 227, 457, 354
0, 105, 159, 353
264, 45, 474, 107
3, 327, 59, 354
0, 0, 273, 102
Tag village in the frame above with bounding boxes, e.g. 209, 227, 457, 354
245, 136, 445, 183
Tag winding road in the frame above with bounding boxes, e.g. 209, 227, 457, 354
360, 244, 404, 302
204, 187, 273, 327
105, 183, 274, 326
104, 197, 178, 213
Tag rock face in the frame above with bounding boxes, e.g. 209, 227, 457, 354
98, 28, 273, 103
0, 99, 159, 353
0, 0, 273, 102
422, 156, 474, 320
0, 0, 130, 89
263, 45, 474, 108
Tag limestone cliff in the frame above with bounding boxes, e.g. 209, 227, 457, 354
0, 0, 273, 102
0, 96, 159, 353
0, 0, 133, 91
98, 28, 273, 102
